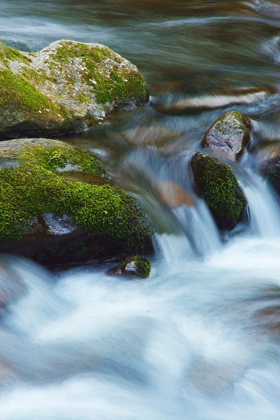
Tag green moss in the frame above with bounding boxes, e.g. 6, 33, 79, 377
19, 144, 107, 176
191, 152, 247, 229
0, 164, 151, 252
48, 41, 147, 105
0, 42, 31, 65
6, 47, 30, 65
21, 66, 49, 87
132, 255, 151, 278
0, 69, 58, 115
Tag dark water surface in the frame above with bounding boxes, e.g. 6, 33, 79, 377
2, 1, 280, 419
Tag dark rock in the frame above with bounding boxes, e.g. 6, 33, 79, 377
202, 111, 252, 161
107, 256, 151, 279
191, 152, 247, 230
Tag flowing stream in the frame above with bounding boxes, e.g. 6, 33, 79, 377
2, 0, 280, 419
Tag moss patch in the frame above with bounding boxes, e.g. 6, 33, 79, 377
127, 255, 151, 278
0, 69, 58, 115
20, 144, 107, 176
0, 164, 151, 252
0, 41, 31, 65
191, 152, 247, 229
48, 41, 147, 105
0, 39, 148, 138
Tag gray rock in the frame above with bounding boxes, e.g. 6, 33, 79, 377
202, 111, 252, 161
0, 40, 148, 139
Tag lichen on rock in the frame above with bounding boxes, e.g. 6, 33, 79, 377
202, 111, 252, 161
0, 39, 148, 139
191, 152, 247, 230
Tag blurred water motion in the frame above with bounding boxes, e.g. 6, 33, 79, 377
1, 0, 280, 419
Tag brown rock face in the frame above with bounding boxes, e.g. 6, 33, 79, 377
202, 111, 252, 161
156, 181, 196, 208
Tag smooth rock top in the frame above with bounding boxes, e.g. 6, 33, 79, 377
202, 111, 252, 161
0, 40, 148, 139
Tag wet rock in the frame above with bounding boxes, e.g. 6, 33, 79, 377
107, 256, 151, 278
0, 39, 148, 139
191, 152, 247, 230
0, 139, 152, 265
156, 181, 196, 208
202, 111, 252, 161
152, 88, 271, 116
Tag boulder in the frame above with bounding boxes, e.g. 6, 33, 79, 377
202, 111, 252, 161
191, 152, 247, 230
0, 40, 148, 139
0, 139, 152, 265
107, 256, 151, 278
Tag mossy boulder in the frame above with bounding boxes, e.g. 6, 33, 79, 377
191, 152, 247, 230
0, 40, 148, 139
0, 139, 152, 264
202, 111, 252, 161
107, 256, 151, 279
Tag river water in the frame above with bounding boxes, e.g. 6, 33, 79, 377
1, 1, 280, 419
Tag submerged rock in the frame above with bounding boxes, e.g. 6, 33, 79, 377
107, 256, 151, 278
152, 88, 271, 115
191, 152, 247, 230
202, 111, 252, 161
0, 139, 152, 265
0, 39, 148, 139
155, 181, 196, 208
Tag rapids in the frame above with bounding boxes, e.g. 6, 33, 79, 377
1, 0, 280, 419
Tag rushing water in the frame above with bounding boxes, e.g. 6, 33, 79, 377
2, 0, 280, 419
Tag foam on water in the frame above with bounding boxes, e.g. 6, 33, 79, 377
1, 191, 280, 418
1, 0, 280, 418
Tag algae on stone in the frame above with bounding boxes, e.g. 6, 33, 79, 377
191, 152, 247, 230
0, 139, 152, 263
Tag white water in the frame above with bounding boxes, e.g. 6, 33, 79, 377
1, 177, 280, 419
1, 0, 280, 417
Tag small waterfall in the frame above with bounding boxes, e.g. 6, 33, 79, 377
242, 172, 280, 238
153, 199, 221, 262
